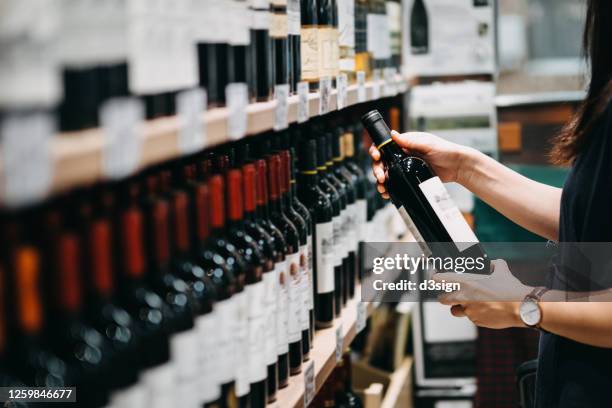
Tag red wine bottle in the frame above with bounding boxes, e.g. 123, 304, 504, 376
255, 158, 291, 389
266, 154, 303, 375
297, 139, 335, 327
251, 0, 274, 100
361, 110, 488, 267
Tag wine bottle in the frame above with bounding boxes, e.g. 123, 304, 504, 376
300, 0, 320, 89
361, 110, 489, 267
266, 154, 303, 375
323, 132, 349, 310
386, 0, 402, 69
337, 0, 356, 78
335, 350, 363, 407
366, 0, 391, 72
354, 0, 371, 76
330, 0, 341, 79
287, 0, 302, 91
297, 139, 335, 327
410, 0, 429, 55
230, 0, 252, 85
317, 0, 335, 80
254, 158, 291, 389
251, 0, 275, 101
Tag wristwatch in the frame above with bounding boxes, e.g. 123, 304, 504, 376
519, 287, 548, 328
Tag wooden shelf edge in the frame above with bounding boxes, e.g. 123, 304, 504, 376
271, 285, 371, 408
0, 75, 408, 204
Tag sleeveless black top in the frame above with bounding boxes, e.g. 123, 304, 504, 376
536, 103, 612, 407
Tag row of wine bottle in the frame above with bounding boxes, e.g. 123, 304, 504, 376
0, 104, 402, 408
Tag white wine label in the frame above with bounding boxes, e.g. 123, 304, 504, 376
340, 209, 350, 258
276, 260, 290, 355
366, 13, 391, 59
252, 9, 271, 30
287, 0, 301, 35
301, 27, 319, 80
332, 216, 343, 267
100, 97, 143, 180
247, 280, 268, 383
297, 81, 310, 123
196, 312, 221, 403
319, 76, 332, 114
336, 73, 348, 110
418, 176, 479, 251
171, 329, 200, 408
269, 11, 287, 38
357, 71, 366, 102
337, 0, 355, 48
315, 222, 335, 293
226, 83, 248, 140
1, 111, 54, 207
263, 267, 278, 365
234, 290, 250, 397
318, 28, 335, 77
176, 88, 206, 155
230, 0, 251, 45
142, 362, 176, 408
306, 234, 314, 309
274, 84, 290, 131
215, 298, 238, 384
286, 252, 302, 343
299, 244, 310, 330
335, 323, 344, 362
303, 361, 315, 406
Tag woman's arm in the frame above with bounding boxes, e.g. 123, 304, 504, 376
460, 150, 562, 241
370, 131, 562, 241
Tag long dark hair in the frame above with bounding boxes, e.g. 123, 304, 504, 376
551, 0, 612, 164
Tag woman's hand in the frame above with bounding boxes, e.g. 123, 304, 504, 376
433, 259, 532, 329
369, 131, 477, 199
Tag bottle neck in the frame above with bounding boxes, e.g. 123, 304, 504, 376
379, 140, 406, 164
298, 171, 319, 189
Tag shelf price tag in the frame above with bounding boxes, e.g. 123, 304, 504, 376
383, 68, 397, 97
0, 112, 54, 207
336, 73, 348, 110
297, 82, 310, 123
319, 76, 332, 115
226, 83, 248, 140
335, 324, 344, 362
176, 88, 207, 154
357, 71, 366, 103
274, 84, 290, 131
101, 97, 144, 180
356, 302, 367, 334
303, 360, 315, 407
372, 70, 381, 100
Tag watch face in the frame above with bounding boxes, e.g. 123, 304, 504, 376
520, 299, 541, 326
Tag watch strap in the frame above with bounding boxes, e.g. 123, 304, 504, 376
523, 286, 548, 329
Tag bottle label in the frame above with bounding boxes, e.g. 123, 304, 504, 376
386, 1, 402, 57
171, 330, 200, 407
251, 9, 270, 30
215, 297, 237, 384
418, 176, 479, 251
247, 280, 268, 382
234, 290, 251, 396
337, 0, 355, 48
300, 27, 319, 80
306, 235, 314, 309
332, 216, 343, 267
196, 312, 221, 403
318, 27, 335, 77
276, 260, 290, 355
230, 1, 251, 45
366, 13, 391, 59
286, 252, 303, 343
315, 222, 335, 293
299, 244, 310, 330
287, 0, 301, 35
142, 361, 176, 408
269, 11, 288, 38
263, 267, 278, 365
340, 209, 349, 258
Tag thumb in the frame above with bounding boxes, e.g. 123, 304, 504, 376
391, 131, 434, 154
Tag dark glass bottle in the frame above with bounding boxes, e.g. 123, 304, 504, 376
231, 0, 252, 85
254, 159, 290, 389
287, 0, 302, 91
335, 351, 363, 408
361, 110, 488, 267
322, 133, 349, 312
297, 139, 335, 327
410, 0, 429, 55
250, 0, 274, 101
313, 131, 343, 318
266, 154, 303, 375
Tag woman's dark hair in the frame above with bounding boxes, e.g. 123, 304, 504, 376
551, 0, 612, 164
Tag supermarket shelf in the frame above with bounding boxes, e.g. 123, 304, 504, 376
0, 76, 409, 205
271, 285, 373, 408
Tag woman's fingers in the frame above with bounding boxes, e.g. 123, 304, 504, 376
450, 304, 466, 317
391, 131, 434, 154
368, 144, 381, 161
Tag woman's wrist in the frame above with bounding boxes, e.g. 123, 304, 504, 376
456, 146, 486, 189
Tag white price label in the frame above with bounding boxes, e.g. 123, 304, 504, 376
226, 83, 248, 140
336, 74, 348, 110
356, 302, 367, 334
335, 324, 344, 362
100, 97, 144, 180
372, 70, 381, 100
176, 88, 207, 154
274, 84, 290, 131
357, 71, 366, 103
303, 360, 315, 407
0, 112, 54, 207
383, 68, 397, 97
319, 77, 332, 115
297, 82, 310, 123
